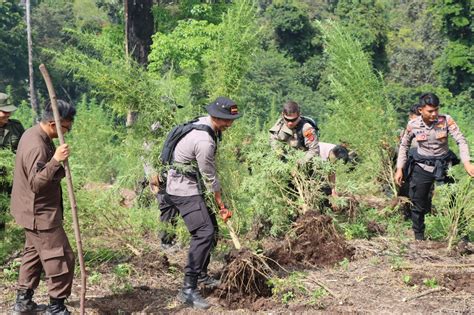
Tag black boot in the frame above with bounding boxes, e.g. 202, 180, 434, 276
415, 232, 425, 241
198, 272, 221, 288
177, 275, 211, 309
45, 298, 70, 315
12, 289, 47, 314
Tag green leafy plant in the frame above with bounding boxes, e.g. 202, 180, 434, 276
423, 277, 438, 288
308, 287, 328, 307
338, 257, 350, 271
402, 274, 412, 285
88, 271, 102, 285
269, 272, 308, 305
389, 255, 407, 270
2, 260, 21, 282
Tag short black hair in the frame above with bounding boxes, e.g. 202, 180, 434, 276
331, 145, 350, 164
409, 103, 420, 116
41, 100, 76, 122
283, 101, 300, 115
419, 93, 440, 108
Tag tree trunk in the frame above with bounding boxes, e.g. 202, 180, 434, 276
26, 0, 39, 123
124, 0, 154, 126
125, 0, 154, 65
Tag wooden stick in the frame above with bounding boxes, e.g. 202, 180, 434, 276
39, 64, 86, 315
402, 287, 447, 302
399, 263, 474, 270
306, 275, 339, 299
226, 220, 241, 250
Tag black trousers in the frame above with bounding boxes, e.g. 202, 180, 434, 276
409, 165, 435, 238
157, 192, 179, 245
166, 194, 218, 278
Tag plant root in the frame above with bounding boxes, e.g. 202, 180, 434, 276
220, 248, 276, 299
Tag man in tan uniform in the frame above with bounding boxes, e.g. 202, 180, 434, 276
269, 101, 320, 164
164, 97, 240, 309
395, 93, 474, 240
11, 100, 76, 315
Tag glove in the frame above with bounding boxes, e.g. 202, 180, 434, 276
219, 205, 232, 223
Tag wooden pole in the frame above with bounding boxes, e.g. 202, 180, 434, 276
39, 64, 86, 315
226, 220, 241, 250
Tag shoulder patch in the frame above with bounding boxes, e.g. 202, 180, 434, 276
446, 115, 456, 127
303, 129, 315, 142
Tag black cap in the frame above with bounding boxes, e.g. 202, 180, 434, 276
206, 97, 241, 120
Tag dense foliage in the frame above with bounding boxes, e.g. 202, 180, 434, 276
1, 0, 473, 266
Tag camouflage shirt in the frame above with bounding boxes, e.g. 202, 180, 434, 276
269, 117, 320, 163
0, 119, 25, 152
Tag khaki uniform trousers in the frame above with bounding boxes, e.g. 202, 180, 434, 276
18, 226, 75, 298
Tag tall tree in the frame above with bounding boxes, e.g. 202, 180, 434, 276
124, 0, 154, 65
433, 0, 473, 95
266, 2, 318, 63
124, 0, 154, 126
26, 0, 39, 122
0, 0, 27, 91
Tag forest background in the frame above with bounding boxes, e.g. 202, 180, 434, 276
0, 0, 473, 308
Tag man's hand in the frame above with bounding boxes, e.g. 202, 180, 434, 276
394, 168, 404, 186
219, 205, 232, 223
464, 162, 474, 177
53, 144, 70, 162
149, 174, 159, 194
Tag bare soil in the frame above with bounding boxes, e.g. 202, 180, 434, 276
1, 231, 473, 314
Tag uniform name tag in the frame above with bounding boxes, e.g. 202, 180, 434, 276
416, 133, 427, 141
436, 131, 447, 139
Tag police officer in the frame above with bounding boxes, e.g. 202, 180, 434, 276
318, 142, 351, 196
0, 92, 25, 230
11, 100, 76, 315
165, 97, 240, 309
395, 93, 474, 241
269, 101, 319, 163
0, 92, 24, 151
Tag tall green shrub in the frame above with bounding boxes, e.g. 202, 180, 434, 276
319, 20, 398, 192
203, 0, 260, 100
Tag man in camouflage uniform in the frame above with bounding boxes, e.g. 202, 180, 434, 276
395, 93, 474, 241
0, 92, 25, 230
269, 101, 319, 163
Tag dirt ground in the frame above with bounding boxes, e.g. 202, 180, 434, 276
1, 231, 473, 314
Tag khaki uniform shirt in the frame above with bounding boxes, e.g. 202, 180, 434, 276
0, 119, 25, 152
11, 124, 65, 230
318, 142, 336, 161
397, 115, 470, 172
269, 117, 319, 162
166, 116, 220, 196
